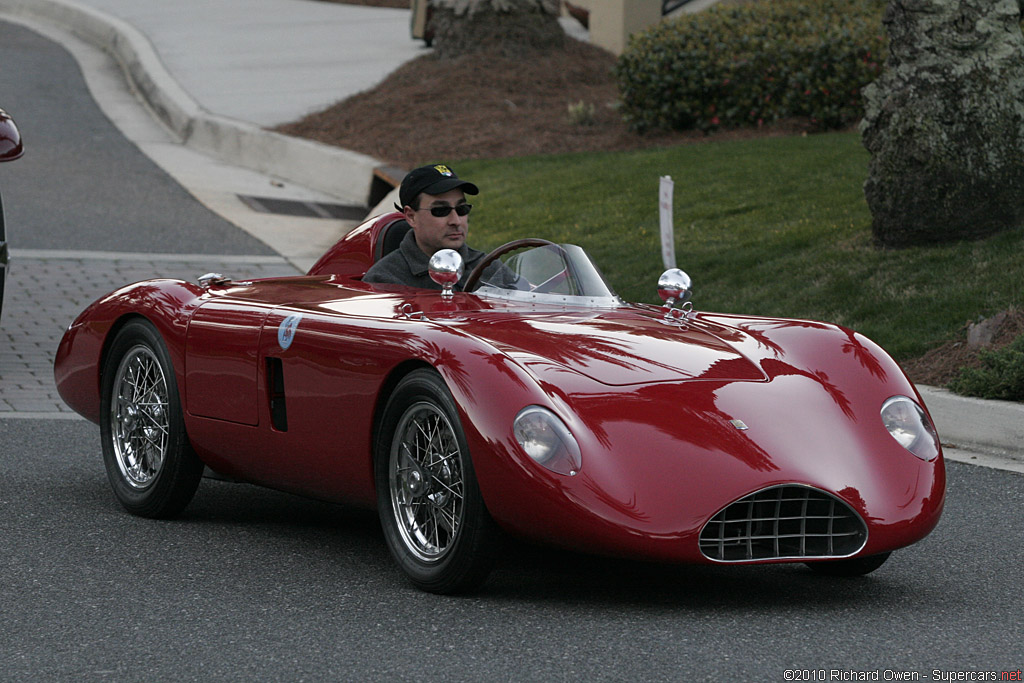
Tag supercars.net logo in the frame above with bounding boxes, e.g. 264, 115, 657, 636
784, 670, 1023, 681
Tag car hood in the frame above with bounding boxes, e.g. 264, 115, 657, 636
457, 307, 767, 386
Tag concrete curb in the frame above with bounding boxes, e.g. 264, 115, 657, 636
0, 0, 380, 206
918, 384, 1024, 455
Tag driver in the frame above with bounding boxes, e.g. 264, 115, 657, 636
363, 164, 517, 290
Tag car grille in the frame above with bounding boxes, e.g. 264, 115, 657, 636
699, 485, 867, 562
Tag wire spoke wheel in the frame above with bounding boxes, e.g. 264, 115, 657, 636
390, 401, 465, 563
375, 369, 498, 593
100, 320, 203, 519
110, 345, 170, 489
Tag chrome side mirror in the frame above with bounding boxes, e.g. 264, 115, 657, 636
657, 268, 693, 322
429, 249, 463, 299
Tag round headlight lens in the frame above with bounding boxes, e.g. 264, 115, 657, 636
513, 406, 582, 476
881, 396, 940, 461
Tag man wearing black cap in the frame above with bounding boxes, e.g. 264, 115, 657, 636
364, 163, 509, 290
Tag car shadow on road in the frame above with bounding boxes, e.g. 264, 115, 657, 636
57, 464, 954, 609
477, 537, 944, 611
182, 479, 940, 609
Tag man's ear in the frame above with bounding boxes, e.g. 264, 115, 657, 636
402, 204, 417, 225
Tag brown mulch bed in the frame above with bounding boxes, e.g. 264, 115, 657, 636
278, 3, 1022, 385
274, 39, 813, 168
900, 309, 1024, 387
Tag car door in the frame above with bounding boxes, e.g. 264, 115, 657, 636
185, 298, 269, 426
251, 300, 420, 503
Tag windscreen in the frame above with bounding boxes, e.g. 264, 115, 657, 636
476, 244, 622, 308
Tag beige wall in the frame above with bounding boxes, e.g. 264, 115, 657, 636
566, 0, 663, 55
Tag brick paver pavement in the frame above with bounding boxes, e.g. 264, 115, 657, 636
0, 249, 299, 416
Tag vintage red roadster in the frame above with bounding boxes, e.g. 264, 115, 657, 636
54, 211, 945, 593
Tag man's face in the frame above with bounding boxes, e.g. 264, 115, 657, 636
405, 189, 469, 256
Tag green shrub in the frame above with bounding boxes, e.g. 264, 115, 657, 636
614, 0, 886, 133
948, 335, 1024, 401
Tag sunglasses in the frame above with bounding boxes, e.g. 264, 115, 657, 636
416, 203, 473, 218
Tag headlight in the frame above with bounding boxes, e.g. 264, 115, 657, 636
513, 406, 582, 476
881, 396, 940, 461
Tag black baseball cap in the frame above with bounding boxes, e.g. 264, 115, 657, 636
398, 164, 479, 209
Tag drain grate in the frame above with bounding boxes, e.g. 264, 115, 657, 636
238, 195, 367, 220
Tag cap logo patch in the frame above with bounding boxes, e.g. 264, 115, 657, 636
433, 164, 453, 177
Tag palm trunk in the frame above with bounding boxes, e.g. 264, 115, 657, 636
430, 0, 565, 58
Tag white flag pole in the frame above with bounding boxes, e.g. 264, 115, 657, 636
659, 176, 676, 270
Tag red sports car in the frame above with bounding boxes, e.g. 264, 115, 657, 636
0, 107, 24, 321
54, 212, 945, 593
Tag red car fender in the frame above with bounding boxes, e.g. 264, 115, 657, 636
377, 312, 625, 542
55, 280, 204, 423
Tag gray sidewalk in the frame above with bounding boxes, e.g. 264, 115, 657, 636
916, 386, 1024, 474
44, 0, 424, 128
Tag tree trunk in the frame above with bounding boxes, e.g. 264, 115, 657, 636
429, 0, 565, 59
861, 0, 1024, 247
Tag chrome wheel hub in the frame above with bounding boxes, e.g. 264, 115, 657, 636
110, 345, 171, 489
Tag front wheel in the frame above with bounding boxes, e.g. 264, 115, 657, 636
100, 319, 203, 518
375, 369, 498, 593
806, 552, 891, 577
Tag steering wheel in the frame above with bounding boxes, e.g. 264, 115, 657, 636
463, 238, 568, 293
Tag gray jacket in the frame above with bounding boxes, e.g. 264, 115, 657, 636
363, 229, 512, 291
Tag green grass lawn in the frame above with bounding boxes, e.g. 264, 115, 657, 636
458, 131, 1024, 361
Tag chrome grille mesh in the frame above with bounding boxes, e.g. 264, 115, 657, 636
699, 485, 867, 562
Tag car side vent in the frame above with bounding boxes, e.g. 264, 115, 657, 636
699, 485, 867, 562
266, 357, 288, 432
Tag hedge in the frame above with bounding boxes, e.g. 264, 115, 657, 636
614, 0, 887, 133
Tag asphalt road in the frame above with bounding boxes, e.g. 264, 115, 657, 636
1, 14, 1023, 683
1, 418, 1023, 680
0, 19, 273, 255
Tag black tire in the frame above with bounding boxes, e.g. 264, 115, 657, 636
100, 319, 203, 518
806, 552, 891, 577
375, 369, 498, 594
1, 190, 8, 322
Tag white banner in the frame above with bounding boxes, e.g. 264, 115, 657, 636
659, 175, 675, 270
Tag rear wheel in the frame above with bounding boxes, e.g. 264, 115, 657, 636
375, 369, 497, 593
806, 552, 891, 577
100, 319, 203, 518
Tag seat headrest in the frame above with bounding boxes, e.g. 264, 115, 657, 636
375, 218, 412, 262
